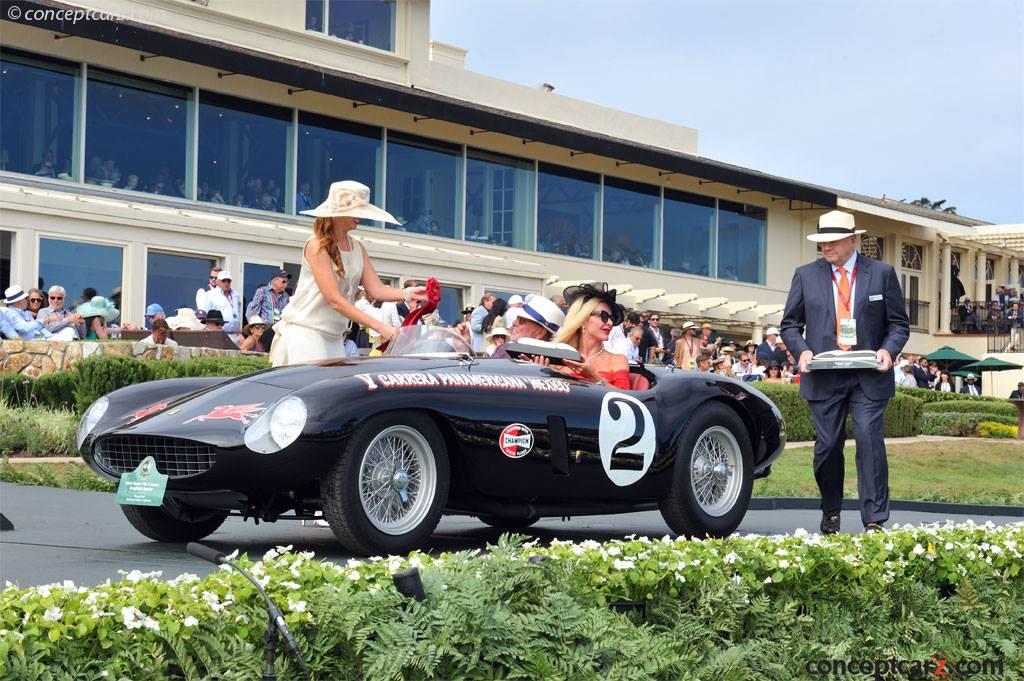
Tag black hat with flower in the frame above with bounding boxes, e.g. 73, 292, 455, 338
561, 282, 625, 326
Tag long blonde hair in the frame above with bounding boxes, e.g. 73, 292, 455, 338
313, 217, 344, 275
553, 297, 601, 348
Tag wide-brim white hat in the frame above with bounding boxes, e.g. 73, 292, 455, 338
166, 308, 204, 331
807, 210, 866, 242
486, 325, 509, 340
300, 180, 399, 224
509, 296, 565, 337
681, 321, 698, 331
243, 314, 267, 335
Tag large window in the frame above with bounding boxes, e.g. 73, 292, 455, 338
1, 231, 12, 290
465, 149, 535, 250
306, 0, 397, 52
663, 189, 714, 277
146, 251, 215, 312
386, 133, 462, 239
86, 70, 190, 196
717, 201, 766, 284
602, 177, 659, 268
537, 163, 598, 260
437, 285, 464, 326
39, 238, 123, 308
0, 51, 77, 181
198, 92, 290, 213
297, 112, 381, 215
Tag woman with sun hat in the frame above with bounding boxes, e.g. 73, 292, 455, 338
269, 180, 426, 366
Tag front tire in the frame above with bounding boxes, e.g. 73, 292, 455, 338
121, 498, 228, 542
658, 402, 753, 538
321, 412, 450, 555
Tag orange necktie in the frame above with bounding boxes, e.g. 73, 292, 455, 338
836, 266, 851, 350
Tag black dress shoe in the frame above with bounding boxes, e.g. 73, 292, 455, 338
820, 513, 841, 535
864, 522, 885, 533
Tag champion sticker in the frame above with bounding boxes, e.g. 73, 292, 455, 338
499, 423, 534, 459
598, 392, 656, 486
132, 402, 168, 421
184, 403, 265, 426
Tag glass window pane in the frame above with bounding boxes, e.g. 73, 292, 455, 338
386, 133, 461, 239
146, 251, 215, 312
717, 201, 766, 284
198, 92, 290, 213
0, 52, 77, 181
242, 262, 281, 321
86, 70, 189, 197
1, 230, 12, 290
297, 112, 381, 215
306, 0, 324, 32
328, 0, 395, 51
39, 238, 123, 308
663, 189, 715, 277
602, 177, 659, 268
465, 149, 535, 250
537, 163, 598, 260
484, 289, 529, 302
437, 285, 463, 326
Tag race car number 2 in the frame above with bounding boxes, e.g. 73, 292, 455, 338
598, 392, 656, 486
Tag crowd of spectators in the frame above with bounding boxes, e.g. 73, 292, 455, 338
953, 286, 1024, 338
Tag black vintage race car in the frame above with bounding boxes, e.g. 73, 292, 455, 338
79, 327, 785, 555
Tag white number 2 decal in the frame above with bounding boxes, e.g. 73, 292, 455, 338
598, 392, 656, 486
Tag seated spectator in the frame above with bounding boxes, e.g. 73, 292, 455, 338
165, 308, 205, 331
238, 315, 268, 353
895, 362, 917, 388
144, 303, 166, 330
756, 327, 780, 364
75, 295, 119, 340
123, 174, 140, 191
697, 354, 713, 373
763, 362, 786, 384
1009, 382, 1024, 400
504, 295, 525, 329
38, 285, 83, 339
492, 295, 566, 360
958, 298, 979, 333
2, 286, 61, 339
484, 325, 509, 356
25, 288, 46, 319
204, 309, 240, 346
140, 319, 178, 347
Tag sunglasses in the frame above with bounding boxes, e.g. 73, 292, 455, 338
49, 295, 64, 300
589, 310, 614, 324
28, 298, 44, 304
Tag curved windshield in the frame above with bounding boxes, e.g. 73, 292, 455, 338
384, 325, 473, 358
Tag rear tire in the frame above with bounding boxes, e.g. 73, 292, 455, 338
658, 402, 753, 538
121, 498, 228, 542
321, 412, 449, 555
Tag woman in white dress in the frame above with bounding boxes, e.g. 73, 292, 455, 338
270, 180, 426, 366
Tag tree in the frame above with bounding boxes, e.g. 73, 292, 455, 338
902, 196, 958, 215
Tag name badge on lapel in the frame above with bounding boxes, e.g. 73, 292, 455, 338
869, 294, 883, 302
838, 318, 857, 347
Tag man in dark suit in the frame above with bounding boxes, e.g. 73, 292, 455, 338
781, 210, 910, 535
756, 327, 781, 365
960, 374, 981, 396
1009, 382, 1024, 399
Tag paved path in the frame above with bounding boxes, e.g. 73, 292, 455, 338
2, 483, 1020, 588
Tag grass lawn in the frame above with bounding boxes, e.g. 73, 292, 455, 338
755, 440, 1024, 506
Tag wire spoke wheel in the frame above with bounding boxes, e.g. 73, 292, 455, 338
358, 425, 436, 535
689, 426, 743, 517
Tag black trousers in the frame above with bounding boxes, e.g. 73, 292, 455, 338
807, 376, 890, 525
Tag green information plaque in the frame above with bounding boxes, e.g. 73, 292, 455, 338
116, 456, 168, 507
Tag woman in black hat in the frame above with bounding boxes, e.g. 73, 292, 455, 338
546, 283, 631, 389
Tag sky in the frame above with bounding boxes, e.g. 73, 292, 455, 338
431, 0, 1024, 224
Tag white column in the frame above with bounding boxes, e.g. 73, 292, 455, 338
940, 241, 952, 334
975, 251, 986, 303
123, 241, 146, 327
752, 324, 764, 344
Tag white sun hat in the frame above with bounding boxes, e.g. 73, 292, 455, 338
807, 210, 866, 242
508, 295, 565, 338
300, 180, 399, 224
165, 308, 205, 331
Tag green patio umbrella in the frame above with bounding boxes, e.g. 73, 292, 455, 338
925, 346, 978, 364
959, 357, 1023, 397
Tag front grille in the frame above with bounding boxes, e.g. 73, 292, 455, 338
95, 435, 216, 479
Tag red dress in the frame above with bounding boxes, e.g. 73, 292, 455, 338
599, 369, 631, 390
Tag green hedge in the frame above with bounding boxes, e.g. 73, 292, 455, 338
922, 399, 1017, 417
896, 386, 1006, 404
2, 525, 1020, 680
921, 412, 1019, 437
0, 402, 78, 457
755, 383, 923, 441
1, 355, 270, 414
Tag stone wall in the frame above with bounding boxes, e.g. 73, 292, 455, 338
0, 340, 263, 378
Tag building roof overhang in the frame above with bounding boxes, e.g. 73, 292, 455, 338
4, 0, 838, 206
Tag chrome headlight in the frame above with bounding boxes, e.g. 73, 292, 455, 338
244, 396, 307, 454
76, 396, 109, 450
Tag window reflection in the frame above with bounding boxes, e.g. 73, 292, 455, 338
198, 92, 290, 213
0, 52, 76, 181
663, 189, 715, 277
437, 285, 463, 326
717, 201, 766, 284
328, 0, 395, 51
297, 112, 381, 215
602, 177, 659, 268
86, 71, 189, 196
39, 238, 123, 308
465, 149, 535, 250
1, 231, 12, 290
537, 163, 598, 260
146, 251, 215, 312
386, 133, 461, 239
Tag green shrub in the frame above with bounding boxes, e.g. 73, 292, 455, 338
897, 386, 1004, 404
755, 383, 923, 441
0, 402, 78, 456
73, 356, 151, 414
30, 371, 79, 411
922, 412, 1019, 436
922, 400, 1016, 417
1, 526, 1020, 681
977, 421, 1018, 439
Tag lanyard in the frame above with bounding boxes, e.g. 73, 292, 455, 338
831, 263, 858, 313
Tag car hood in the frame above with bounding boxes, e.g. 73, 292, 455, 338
242, 355, 469, 390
